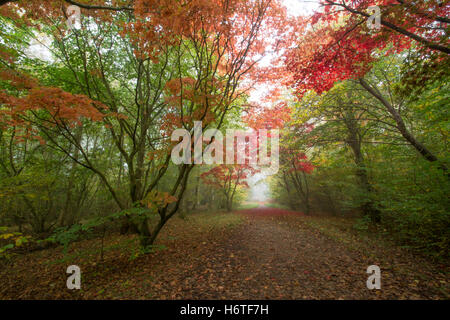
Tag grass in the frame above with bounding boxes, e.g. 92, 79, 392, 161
189, 211, 245, 230
263, 202, 292, 210
236, 202, 260, 210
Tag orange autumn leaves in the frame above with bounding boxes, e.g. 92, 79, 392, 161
128, 0, 275, 61
160, 76, 227, 138
0, 0, 286, 147
244, 101, 291, 131
0, 64, 108, 133
1, 87, 106, 124
0, 1, 117, 141
141, 189, 177, 212
0, 0, 119, 32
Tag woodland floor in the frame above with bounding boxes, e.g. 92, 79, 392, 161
0, 207, 448, 299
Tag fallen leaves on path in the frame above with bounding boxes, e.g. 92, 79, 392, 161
0, 209, 448, 299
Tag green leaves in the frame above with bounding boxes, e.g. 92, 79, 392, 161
44, 207, 154, 256
0, 228, 31, 260
49, 224, 82, 255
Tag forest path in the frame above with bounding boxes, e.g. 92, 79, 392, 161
169, 207, 446, 299
180, 207, 373, 299
1, 207, 447, 299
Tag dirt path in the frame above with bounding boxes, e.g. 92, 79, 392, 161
165, 207, 447, 300
1, 207, 447, 299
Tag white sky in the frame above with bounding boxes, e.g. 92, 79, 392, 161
24, 36, 53, 62
283, 0, 319, 17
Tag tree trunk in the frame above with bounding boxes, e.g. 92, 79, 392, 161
193, 176, 200, 210
282, 172, 297, 210
359, 78, 446, 174
345, 117, 381, 223
289, 168, 311, 215
225, 195, 232, 212
138, 218, 153, 249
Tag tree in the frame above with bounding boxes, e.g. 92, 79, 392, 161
279, 149, 314, 214
319, 0, 449, 54
285, 0, 449, 94
284, 2, 448, 172
0, 0, 283, 248
201, 164, 255, 212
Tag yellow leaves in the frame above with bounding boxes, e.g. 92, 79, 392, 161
0, 230, 30, 258
0, 233, 16, 240
1, 230, 30, 244
15, 236, 29, 247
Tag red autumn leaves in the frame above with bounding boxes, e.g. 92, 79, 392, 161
284, 0, 449, 96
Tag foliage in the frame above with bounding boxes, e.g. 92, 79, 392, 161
0, 226, 31, 260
